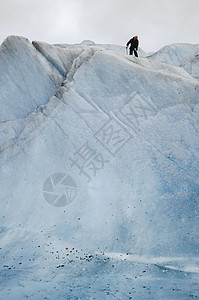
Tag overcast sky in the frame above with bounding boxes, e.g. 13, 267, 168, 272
0, 0, 199, 52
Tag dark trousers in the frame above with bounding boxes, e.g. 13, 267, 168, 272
129, 48, 138, 57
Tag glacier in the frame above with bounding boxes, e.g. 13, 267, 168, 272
0, 35, 199, 299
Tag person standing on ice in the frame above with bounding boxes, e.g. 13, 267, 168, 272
126, 36, 139, 57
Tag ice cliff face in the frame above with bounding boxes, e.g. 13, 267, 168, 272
0, 35, 199, 299
0, 36, 63, 122
1, 35, 199, 254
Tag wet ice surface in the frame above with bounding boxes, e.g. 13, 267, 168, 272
0, 238, 199, 300
1, 258, 199, 299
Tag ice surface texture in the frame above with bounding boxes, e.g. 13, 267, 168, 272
0, 36, 199, 299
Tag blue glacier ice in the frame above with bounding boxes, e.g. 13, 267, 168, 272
0, 36, 199, 299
